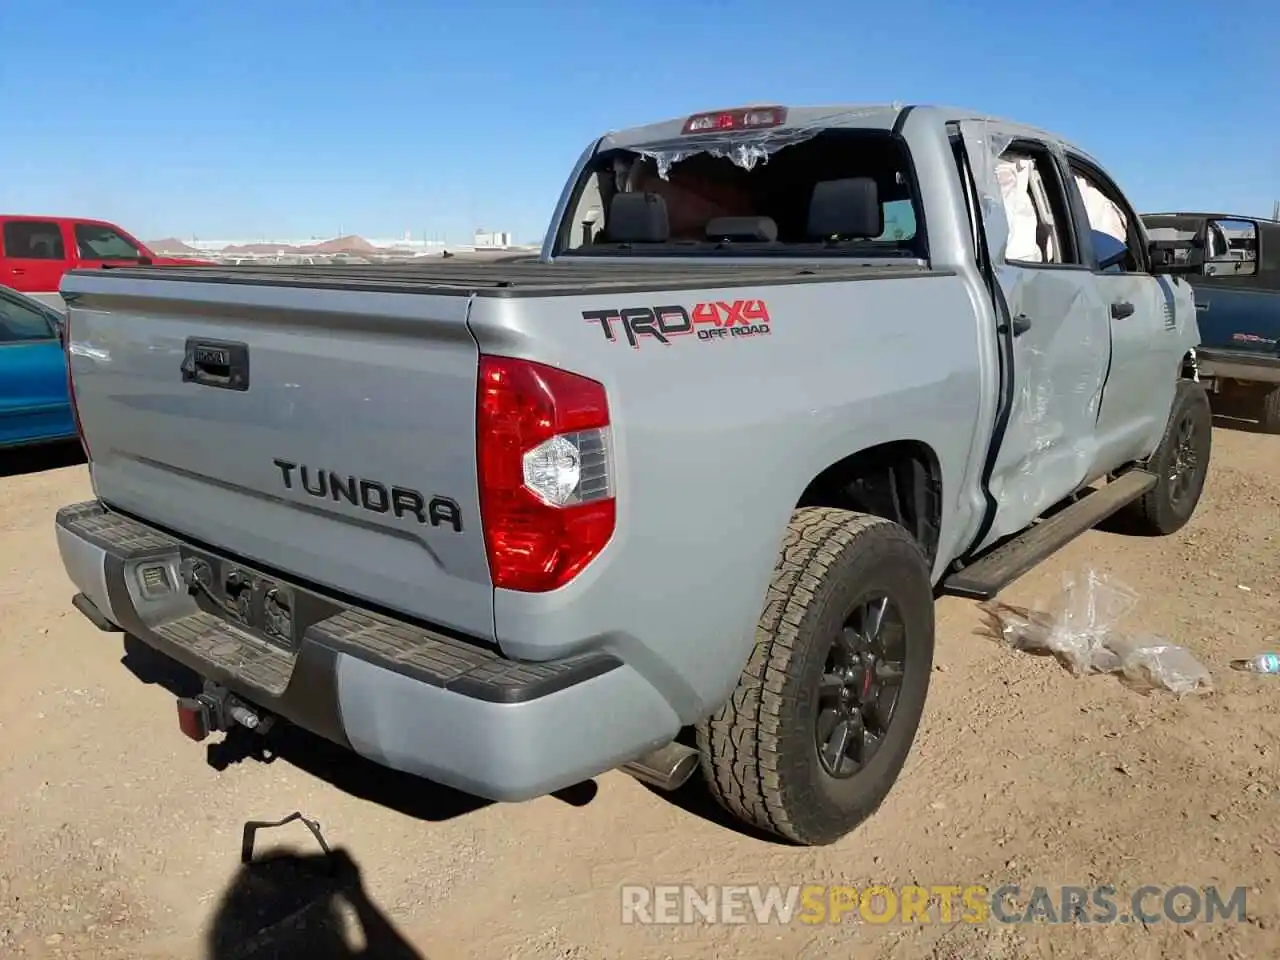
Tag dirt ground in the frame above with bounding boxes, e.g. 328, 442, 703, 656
1, 426, 1278, 960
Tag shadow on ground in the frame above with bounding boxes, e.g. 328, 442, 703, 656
1209, 390, 1275, 434
120, 635, 598, 825
208, 819, 424, 960
1212, 413, 1268, 434
0, 440, 84, 478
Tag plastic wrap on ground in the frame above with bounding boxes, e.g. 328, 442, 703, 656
633, 106, 896, 179
976, 567, 1213, 696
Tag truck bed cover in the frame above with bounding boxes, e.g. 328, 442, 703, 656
66, 260, 933, 298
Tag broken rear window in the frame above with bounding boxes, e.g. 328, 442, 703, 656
555, 129, 924, 259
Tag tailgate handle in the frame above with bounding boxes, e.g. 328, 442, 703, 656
182, 339, 250, 392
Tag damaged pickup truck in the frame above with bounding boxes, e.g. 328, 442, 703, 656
55, 104, 1208, 846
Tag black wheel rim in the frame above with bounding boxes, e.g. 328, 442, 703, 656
815, 594, 907, 779
1168, 411, 1201, 508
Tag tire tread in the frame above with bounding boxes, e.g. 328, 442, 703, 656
695, 507, 920, 845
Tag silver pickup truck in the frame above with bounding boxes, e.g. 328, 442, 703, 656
54, 104, 1208, 846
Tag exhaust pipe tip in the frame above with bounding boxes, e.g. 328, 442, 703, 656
620, 741, 700, 792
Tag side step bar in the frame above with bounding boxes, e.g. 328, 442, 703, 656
941, 469, 1157, 601
621, 741, 700, 792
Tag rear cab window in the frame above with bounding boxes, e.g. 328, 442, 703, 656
555, 108, 925, 260
2, 220, 68, 260
75, 222, 143, 260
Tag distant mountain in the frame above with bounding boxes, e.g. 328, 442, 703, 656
302, 235, 378, 254
220, 242, 297, 254
216, 235, 383, 256
147, 237, 200, 254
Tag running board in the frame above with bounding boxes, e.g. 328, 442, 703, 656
941, 469, 1157, 601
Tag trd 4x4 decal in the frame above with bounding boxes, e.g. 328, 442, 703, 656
582, 299, 771, 349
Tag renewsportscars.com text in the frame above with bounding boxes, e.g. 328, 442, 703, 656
620, 884, 1248, 926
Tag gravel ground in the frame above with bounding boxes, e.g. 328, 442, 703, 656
1, 427, 1278, 960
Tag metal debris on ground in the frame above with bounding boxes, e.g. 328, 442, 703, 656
1230, 653, 1280, 675
977, 567, 1213, 696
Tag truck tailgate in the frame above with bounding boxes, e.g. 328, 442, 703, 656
61, 275, 494, 639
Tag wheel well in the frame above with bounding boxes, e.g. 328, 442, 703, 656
796, 441, 943, 564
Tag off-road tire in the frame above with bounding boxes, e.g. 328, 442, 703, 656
695, 508, 934, 847
1112, 380, 1212, 536
1259, 385, 1280, 434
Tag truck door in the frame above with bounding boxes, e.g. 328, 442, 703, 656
1063, 154, 1187, 470
954, 123, 1112, 546
0, 218, 73, 302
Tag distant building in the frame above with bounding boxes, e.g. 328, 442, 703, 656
474, 229, 513, 248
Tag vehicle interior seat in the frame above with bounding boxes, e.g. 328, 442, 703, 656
603, 191, 670, 243
28, 235, 57, 258
705, 216, 780, 244
807, 177, 883, 240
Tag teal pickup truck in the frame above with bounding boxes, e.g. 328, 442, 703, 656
1141, 212, 1280, 431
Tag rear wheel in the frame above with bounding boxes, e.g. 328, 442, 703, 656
695, 508, 934, 846
1259, 385, 1280, 434
1112, 380, 1212, 535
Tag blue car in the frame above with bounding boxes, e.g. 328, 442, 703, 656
0, 284, 75, 449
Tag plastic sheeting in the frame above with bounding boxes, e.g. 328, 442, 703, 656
978, 567, 1214, 696
996, 156, 1047, 263
630, 106, 898, 180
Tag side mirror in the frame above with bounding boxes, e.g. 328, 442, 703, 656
1202, 218, 1257, 278
1148, 242, 1198, 275
137, 255, 154, 266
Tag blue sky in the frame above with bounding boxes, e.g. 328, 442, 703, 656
2, 0, 1276, 244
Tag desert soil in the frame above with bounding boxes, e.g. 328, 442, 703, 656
1, 428, 1278, 960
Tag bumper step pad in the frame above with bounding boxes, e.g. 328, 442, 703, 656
57, 501, 619, 703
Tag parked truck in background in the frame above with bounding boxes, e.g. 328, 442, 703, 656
1141, 212, 1280, 432
53, 104, 1209, 846
0, 214, 212, 312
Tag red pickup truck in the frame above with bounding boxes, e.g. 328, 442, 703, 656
1, 214, 211, 306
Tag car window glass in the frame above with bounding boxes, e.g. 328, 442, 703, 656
0, 295, 57, 343
75, 223, 142, 260
2, 220, 66, 260
1069, 162, 1145, 274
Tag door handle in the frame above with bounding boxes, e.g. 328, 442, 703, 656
10, 268, 25, 276
1110, 301, 1135, 320
181, 338, 250, 392
1195, 301, 1209, 312
1011, 313, 1032, 336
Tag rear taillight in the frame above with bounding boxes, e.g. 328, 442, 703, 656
477, 356, 615, 593
62, 311, 92, 461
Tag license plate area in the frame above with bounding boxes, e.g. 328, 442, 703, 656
175, 546, 335, 653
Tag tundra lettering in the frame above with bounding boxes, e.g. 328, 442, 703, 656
194, 346, 230, 366
271, 458, 462, 531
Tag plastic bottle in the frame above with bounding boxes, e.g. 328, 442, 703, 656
1229, 653, 1280, 674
